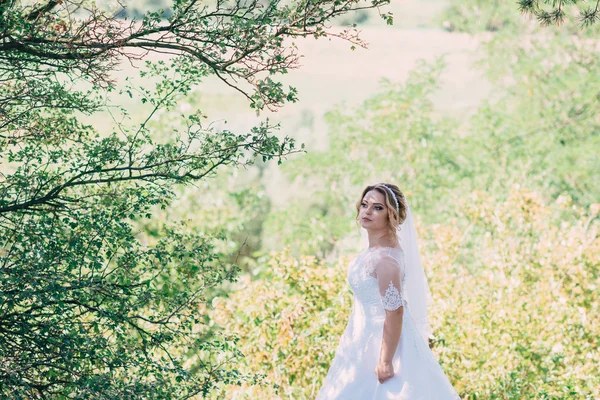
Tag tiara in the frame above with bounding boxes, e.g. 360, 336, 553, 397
379, 183, 399, 213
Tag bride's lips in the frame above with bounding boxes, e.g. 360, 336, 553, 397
362, 217, 372, 222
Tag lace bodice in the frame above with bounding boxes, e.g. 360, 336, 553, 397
347, 247, 407, 314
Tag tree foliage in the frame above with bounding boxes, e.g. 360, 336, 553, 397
0, 0, 392, 397
441, 0, 600, 32
519, 0, 600, 27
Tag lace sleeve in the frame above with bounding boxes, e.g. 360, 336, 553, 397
376, 253, 406, 311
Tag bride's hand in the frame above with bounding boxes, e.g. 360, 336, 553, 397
375, 361, 394, 383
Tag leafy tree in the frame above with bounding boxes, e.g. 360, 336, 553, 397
0, 0, 392, 397
441, 0, 600, 32
518, 0, 600, 27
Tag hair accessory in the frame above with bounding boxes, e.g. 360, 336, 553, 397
379, 183, 399, 213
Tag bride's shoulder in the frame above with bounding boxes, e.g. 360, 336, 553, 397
364, 246, 403, 255
360, 246, 404, 266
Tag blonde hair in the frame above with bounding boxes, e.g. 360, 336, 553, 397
355, 183, 408, 240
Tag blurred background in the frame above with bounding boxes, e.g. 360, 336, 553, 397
34, 0, 600, 398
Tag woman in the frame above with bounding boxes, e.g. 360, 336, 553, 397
316, 183, 460, 399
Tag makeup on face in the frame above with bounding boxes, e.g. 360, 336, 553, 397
360, 190, 387, 225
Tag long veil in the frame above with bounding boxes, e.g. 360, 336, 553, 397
360, 202, 433, 343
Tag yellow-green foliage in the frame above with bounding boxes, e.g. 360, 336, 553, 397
209, 188, 599, 399
210, 252, 352, 399
425, 188, 599, 399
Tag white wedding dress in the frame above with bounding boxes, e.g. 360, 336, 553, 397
316, 247, 460, 400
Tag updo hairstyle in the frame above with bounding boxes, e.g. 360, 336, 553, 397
355, 183, 408, 238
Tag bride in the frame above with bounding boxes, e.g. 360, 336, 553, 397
316, 183, 460, 399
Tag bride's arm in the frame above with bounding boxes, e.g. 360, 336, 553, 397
380, 303, 404, 363
375, 255, 405, 379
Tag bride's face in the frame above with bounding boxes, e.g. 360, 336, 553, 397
359, 190, 390, 231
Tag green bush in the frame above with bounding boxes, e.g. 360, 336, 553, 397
210, 189, 599, 399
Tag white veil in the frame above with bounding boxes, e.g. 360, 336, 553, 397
360, 202, 433, 344
397, 203, 434, 343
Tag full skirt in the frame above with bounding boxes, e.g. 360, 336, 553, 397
316, 305, 460, 400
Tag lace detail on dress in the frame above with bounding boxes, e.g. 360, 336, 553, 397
350, 248, 407, 314
363, 247, 395, 278
364, 257, 376, 276
381, 280, 405, 311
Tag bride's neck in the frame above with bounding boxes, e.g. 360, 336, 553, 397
367, 230, 396, 248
